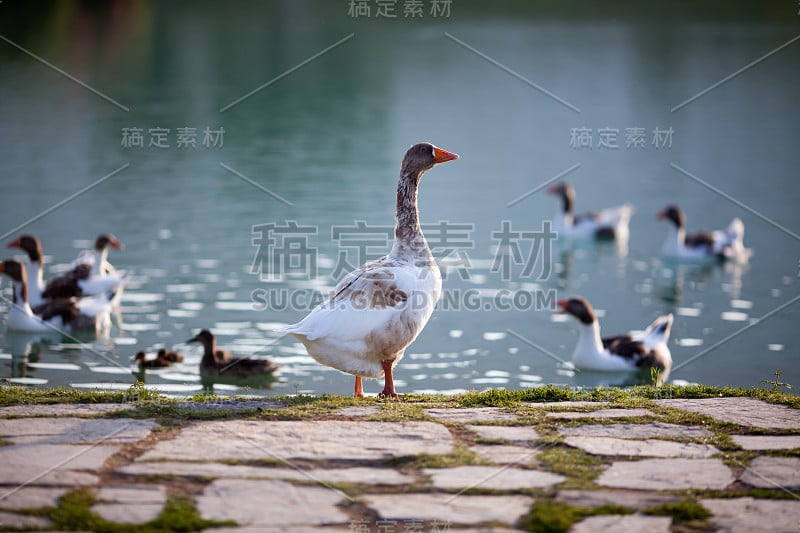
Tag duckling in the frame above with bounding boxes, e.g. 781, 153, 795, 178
158, 349, 184, 363
134, 351, 169, 368
134, 348, 183, 368
187, 329, 278, 377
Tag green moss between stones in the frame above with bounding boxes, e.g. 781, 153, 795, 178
643, 500, 711, 523
536, 447, 606, 489
518, 500, 632, 533
46, 488, 235, 533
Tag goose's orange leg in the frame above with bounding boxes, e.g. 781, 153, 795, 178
354, 375, 365, 398
378, 359, 398, 398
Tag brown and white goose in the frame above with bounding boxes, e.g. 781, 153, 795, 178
658, 205, 752, 263
8, 234, 125, 304
548, 182, 633, 241
0, 259, 111, 332
555, 296, 673, 382
277, 142, 458, 397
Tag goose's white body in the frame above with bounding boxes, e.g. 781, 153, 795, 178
23, 258, 122, 309
570, 315, 673, 373
553, 204, 634, 241
281, 255, 441, 378
6, 301, 63, 332
4, 268, 112, 333
23, 261, 45, 308
70, 249, 127, 302
661, 214, 752, 264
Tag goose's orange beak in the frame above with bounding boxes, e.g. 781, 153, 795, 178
554, 299, 569, 313
433, 146, 459, 164
7, 238, 21, 249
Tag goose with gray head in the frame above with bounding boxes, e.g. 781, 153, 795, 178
277, 142, 458, 397
658, 205, 751, 263
555, 296, 673, 384
547, 182, 633, 241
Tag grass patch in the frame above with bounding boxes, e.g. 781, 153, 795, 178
1, 384, 797, 422
390, 446, 485, 469
46, 488, 235, 532
644, 500, 711, 523
536, 447, 606, 487
518, 500, 632, 533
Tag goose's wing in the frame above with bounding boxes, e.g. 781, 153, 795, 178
684, 230, 715, 250
286, 257, 421, 342
601, 334, 648, 362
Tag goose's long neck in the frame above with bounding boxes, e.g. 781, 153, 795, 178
574, 320, 604, 358
662, 224, 685, 255
25, 261, 44, 306
561, 191, 573, 215
11, 277, 33, 315
391, 169, 432, 263
92, 249, 107, 276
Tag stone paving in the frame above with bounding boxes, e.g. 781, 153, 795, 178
0, 396, 798, 531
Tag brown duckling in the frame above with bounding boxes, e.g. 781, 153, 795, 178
134, 349, 183, 368
187, 329, 278, 377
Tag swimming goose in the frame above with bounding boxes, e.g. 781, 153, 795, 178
548, 182, 633, 241
278, 142, 458, 397
7, 235, 46, 307
71, 234, 124, 275
8, 234, 125, 303
555, 296, 673, 382
0, 259, 112, 332
658, 205, 751, 263
69, 234, 128, 301
187, 329, 278, 377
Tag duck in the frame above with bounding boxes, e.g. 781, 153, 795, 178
134, 349, 184, 368
8, 234, 126, 304
555, 296, 673, 383
277, 142, 458, 398
187, 329, 278, 377
547, 182, 633, 241
658, 205, 751, 263
0, 259, 112, 333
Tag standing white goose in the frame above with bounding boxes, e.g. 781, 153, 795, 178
658, 205, 752, 263
555, 296, 673, 383
278, 142, 458, 397
548, 182, 633, 241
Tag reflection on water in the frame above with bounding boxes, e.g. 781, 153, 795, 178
0, 2, 798, 395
